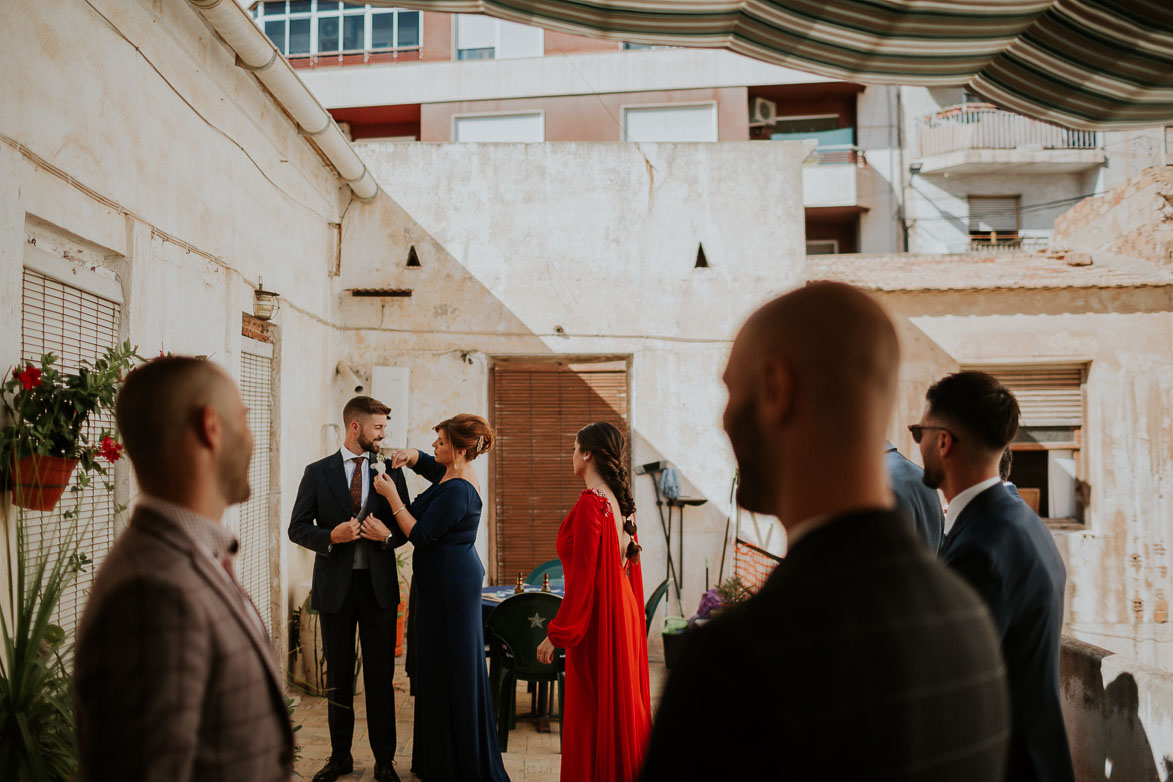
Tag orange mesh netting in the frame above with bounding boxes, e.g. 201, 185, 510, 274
733, 539, 784, 594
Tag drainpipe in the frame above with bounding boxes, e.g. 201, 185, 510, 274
186, 0, 379, 202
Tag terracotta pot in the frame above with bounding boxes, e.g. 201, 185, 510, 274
11, 455, 79, 511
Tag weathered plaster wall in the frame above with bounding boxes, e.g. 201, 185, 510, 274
907, 171, 1092, 254
0, 0, 374, 655
325, 141, 808, 628
1061, 637, 1173, 781
880, 288, 1173, 670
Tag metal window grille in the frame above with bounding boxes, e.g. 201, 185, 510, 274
238, 348, 274, 636
20, 268, 121, 641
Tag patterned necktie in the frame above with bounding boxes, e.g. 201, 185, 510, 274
349, 457, 363, 514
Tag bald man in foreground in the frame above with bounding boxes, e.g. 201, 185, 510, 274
639, 283, 1011, 781
75, 357, 293, 781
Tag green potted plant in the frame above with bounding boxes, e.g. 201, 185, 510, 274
0, 486, 95, 779
1, 343, 140, 511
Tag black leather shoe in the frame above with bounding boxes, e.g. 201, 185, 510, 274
312, 755, 354, 782
374, 760, 402, 782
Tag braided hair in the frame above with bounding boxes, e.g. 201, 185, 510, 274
577, 421, 641, 562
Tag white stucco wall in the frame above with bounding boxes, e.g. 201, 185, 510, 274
0, 0, 369, 654
856, 85, 905, 254
330, 141, 808, 625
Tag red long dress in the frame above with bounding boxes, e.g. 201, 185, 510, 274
547, 489, 652, 782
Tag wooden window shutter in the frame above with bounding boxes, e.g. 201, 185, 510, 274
491, 361, 629, 584
981, 365, 1085, 427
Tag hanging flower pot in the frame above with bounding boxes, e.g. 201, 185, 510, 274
2, 344, 140, 513
11, 454, 79, 511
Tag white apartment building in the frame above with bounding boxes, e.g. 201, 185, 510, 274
249, 1, 1171, 257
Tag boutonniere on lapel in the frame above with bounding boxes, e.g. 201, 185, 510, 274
372, 452, 387, 477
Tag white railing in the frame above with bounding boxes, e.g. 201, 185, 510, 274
968, 235, 1051, 253
918, 104, 1100, 158
804, 144, 867, 167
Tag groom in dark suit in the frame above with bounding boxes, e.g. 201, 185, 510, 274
915, 371, 1074, 782
290, 395, 411, 782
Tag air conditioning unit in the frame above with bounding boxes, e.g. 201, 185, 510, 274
749, 97, 777, 127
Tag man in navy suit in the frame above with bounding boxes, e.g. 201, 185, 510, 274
914, 371, 1074, 782
290, 396, 411, 782
885, 440, 944, 552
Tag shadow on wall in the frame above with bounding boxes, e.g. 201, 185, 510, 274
338, 190, 731, 596
1061, 637, 1164, 781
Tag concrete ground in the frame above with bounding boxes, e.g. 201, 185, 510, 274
290, 654, 669, 781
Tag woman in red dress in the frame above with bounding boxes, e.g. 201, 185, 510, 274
536, 422, 652, 782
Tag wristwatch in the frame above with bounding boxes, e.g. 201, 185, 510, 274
382, 532, 393, 550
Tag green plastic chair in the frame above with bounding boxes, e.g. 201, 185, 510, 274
485, 592, 565, 751
645, 578, 670, 636
524, 558, 563, 585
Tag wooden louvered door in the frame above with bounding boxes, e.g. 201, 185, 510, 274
490, 359, 630, 584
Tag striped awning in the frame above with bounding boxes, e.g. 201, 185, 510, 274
374, 0, 1173, 130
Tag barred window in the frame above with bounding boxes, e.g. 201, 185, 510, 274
238, 339, 275, 636
20, 266, 122, 641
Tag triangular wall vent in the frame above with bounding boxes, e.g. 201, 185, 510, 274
406, 245, 421, 268
695, 243, 710, 268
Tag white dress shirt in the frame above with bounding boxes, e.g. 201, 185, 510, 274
137, 495, 265, 633
943, 476, 1002, 537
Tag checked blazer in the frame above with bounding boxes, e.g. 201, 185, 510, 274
641, 509, 1011, 782
75, 507, 293, 782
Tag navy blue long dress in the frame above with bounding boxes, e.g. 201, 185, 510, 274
407, 452, 509, 782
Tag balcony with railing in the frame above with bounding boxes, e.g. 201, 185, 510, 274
914, 104, 1105, 175
802, 144, 874, 209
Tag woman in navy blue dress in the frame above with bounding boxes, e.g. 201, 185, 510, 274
374, 414, 509, 782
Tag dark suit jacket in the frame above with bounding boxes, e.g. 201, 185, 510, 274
885, 441, 944, 553
640, 509, 1011, 782
76, 508, 293, 781
942, 483, 1074, 782
289, 451, 411, 613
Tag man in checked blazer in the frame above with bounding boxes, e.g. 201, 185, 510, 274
289, 395, 411, 782
641, 283, 1011, 781
916, 371, 1074, 782
75, 357, 293, 781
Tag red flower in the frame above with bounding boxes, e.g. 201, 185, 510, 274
17, 365, 42, 390
98, 435, 123, 462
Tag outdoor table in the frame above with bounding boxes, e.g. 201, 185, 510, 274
481, 582, 565, 626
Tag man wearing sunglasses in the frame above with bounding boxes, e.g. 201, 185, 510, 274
914, 372, 1073, 782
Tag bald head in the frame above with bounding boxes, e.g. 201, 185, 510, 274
723, 281, 900, 519
116, 357, 251, 500
738, 281, 899, 432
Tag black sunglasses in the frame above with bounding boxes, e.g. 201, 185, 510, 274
908, 424, 959, 444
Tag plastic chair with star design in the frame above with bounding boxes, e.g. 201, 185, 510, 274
485, 591, 565, 751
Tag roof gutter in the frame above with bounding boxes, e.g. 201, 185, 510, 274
186, 0, 379, 202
